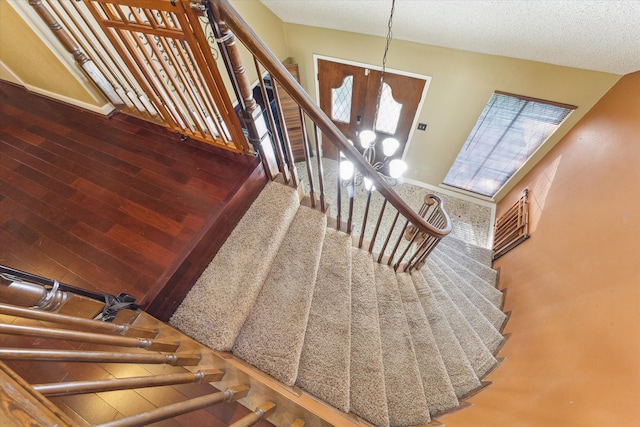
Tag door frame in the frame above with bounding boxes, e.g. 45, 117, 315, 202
313, 54, 432, 162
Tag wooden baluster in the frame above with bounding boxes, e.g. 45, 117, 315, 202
229, 401, 276, 427
254, 58, 290, 182
347, 177, 355, 234
369, 199, 388, 253
405, 236, 437, 272
0, 349, 200, 366
297, 111, 317, 208
388, 219, 411, 268
394, 225, 421, 270
270, 79, 299, 186
33, 369, 224, 397
0, 323, 178, 352
313, 125, 327, 212
358, 189, 373, 248
378, 211, 400, 263
0, 303, 157, 338
94, 385, 249, 427
336, 155, 342, 231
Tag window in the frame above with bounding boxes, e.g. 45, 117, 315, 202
331, 75, 353, 124
443, 91, 576, 197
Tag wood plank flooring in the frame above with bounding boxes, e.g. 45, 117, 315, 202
0, 81, 266, 319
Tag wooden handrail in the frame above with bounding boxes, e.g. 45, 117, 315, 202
0, 303, 157, 338
32, 369, 224, 397
211, 0, 452, 240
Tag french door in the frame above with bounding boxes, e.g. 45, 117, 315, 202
317, 57, 427, 160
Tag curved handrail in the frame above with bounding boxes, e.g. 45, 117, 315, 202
211, 0, 451, 240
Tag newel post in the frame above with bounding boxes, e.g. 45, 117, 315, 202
206, 2, 279, 179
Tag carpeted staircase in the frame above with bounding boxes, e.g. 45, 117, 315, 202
170, 181, 506, 427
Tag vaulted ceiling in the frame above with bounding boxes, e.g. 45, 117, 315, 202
261, 0, 640, 75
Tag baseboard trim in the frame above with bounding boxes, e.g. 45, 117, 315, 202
23, 84, 115, 116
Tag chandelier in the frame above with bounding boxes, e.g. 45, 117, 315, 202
339, 0, 406, 190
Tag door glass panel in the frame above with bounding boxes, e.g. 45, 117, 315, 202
374, 82, 402, 134
331, 75, 353, 124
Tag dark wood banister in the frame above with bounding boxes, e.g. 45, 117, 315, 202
211, 0, 451, 240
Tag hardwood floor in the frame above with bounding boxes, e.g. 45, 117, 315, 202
0, 81, 266, 319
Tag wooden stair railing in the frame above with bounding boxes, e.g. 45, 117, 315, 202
209, 0, 452, 271
0, 269, 373, 426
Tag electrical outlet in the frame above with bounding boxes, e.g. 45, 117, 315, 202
417, 123, 427, 131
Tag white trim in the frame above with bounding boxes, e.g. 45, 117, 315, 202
0, 61, 24, 86
24, 84, 115, 116
312, 54, 431, 158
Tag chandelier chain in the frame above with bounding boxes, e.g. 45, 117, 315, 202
373, 0, 396, 129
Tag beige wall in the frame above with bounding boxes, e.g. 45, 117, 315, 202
444, 71, 640, 426
282, 23, 621, 201
0, 1, 101, 106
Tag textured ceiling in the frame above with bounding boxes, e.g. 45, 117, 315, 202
260, 0, 640, 75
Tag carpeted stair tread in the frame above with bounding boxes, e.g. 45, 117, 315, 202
435, 244, 498, 284
296, 228, 352, 412
349, 247, 390, 427
374, 263, 431, 425
431, 252, 506, 331
232, 206, 327, 386
422, 266, 497, 378
411, 271, 481, 397
440, 235, 493, 266
396, 273, 459, 415
434, 249, 503, 308
427, 259, 503, 354
169, 181, 299, 351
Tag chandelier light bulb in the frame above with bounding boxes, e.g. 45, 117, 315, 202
340, 160, 355, 180
359, 130, 376, 149
382, 137, 400, 157
388, 158, 407, 179
364, 177, 376, 192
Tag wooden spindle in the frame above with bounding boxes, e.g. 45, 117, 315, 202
336, 155, 342, 231
271, 79, 299, 186
298, 110, 316, 208
33, 369, 224, 397
358, 189, 373, 248
94, 385, 249, 427
0, 323, 178, 352
254, 58, 290, 182
312, 125, 327, 212
0, 303, 157, 338
388, 219, 411, 267
378, 211, 400, 263
229, 401, 276, 427
394, 226, 420, 270
0, 349, 200, 366
369, 199, 388, 253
